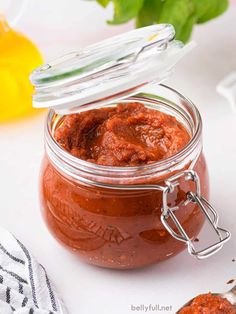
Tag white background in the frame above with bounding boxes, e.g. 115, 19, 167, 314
1, 1, 236, 313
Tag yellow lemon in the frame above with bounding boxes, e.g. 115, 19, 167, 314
0, 16, 43, 121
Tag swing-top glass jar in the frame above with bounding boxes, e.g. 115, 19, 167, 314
31, 25, 230, 269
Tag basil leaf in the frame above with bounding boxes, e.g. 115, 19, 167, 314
136, 0, 164, 28
96, 0, 110, 8
95, 0, 229, 43
194, 0, 229, 24
158, 0, 194, 40
178, 14, 196, 43
108, 0, 144, 24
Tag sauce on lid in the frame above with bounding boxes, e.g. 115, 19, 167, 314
178, 293, 236, 314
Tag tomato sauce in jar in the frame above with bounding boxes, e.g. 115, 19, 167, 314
53, 102, 190, 166
40, 90, 209, 269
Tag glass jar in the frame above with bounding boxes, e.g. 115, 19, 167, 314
40, 84, 227, 269
32, 25, 230, 269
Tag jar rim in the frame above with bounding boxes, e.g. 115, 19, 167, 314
45, 84, 202, 181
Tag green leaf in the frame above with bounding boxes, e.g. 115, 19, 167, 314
96, 0, 110, 8
96, 0, 229, 43
158, 0, 195, 40
108, 0, 144, 24
193, 0, 213, 20
193, 0, 229, 24
178, 14, 196, 43
136, 0, 164, 28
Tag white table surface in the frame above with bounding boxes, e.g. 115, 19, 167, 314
1, 2, 236, 313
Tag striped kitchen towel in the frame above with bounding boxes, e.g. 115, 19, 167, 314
0, 227, 67, 314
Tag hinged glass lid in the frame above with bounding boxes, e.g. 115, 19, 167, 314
30, 24, 194, 114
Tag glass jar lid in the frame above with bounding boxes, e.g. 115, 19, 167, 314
30, 24, 194, 114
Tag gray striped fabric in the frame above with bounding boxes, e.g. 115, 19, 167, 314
0, 228, 67, 314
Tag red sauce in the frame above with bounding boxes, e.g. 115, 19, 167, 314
54, 103, 190, 166
178, 293, 236, 314
40, 102, 209, 268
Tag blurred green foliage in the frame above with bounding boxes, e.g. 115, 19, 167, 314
96, 0, 229, 42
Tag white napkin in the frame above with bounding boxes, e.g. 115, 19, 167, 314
0, 227, 67, 314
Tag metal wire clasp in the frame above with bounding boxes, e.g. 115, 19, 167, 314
161, 170, 231, 259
